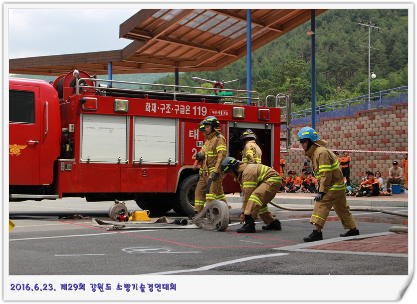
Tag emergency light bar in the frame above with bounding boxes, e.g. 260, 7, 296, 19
258, 109, 270, 120
81, 97, 98, 111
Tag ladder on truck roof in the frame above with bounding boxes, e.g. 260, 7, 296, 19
76, 78, 265, 106
266, 94, 291, 153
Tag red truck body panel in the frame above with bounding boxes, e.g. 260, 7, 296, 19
9, 72, 283, 202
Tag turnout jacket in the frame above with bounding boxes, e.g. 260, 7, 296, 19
242, 140, 262, 164
237, 164, 282, 212
203, 128, 227, 174
197, 136, 209, 175
305, 141, 345, 194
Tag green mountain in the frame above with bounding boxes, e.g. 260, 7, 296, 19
154, 9, 408, 112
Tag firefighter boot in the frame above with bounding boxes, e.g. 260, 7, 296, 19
262, 219, 282, 231
237, 215, 256, 233
340, 229, 360, 237
303, 230, 323, 242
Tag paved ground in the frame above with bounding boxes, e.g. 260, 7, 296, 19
7, 193, 411, 302
306, 233, 408, 254
225, 191, 409, 255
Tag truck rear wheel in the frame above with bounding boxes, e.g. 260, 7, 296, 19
135, 194, 172, 216
172, 174, 199, 216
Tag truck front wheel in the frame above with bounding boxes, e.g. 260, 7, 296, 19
135, 193, 172, 216
172, 174, 199, 216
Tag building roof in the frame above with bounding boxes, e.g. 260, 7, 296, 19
9, 9, 327, 76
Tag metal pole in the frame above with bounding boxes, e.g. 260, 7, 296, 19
175, 68, 179, 92
247, 9, 252, 105
311, 9, 316, 129
108, 61, 112, 86
368, 26, 371, 97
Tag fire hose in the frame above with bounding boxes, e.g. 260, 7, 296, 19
267, 201, 408, 217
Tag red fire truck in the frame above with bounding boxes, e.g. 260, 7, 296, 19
9, 70, 290, 216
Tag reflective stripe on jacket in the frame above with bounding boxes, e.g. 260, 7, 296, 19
237, 164, 282, 212
242, 140, 262, 164
203, 129, 227, 174
305, 144, 345, 193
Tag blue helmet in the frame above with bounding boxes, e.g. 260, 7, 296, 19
297, 127, 319, 142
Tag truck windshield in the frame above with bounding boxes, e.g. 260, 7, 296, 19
9, 90, 35, 124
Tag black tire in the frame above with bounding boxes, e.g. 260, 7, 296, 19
135, 193, 172, 216
172, 174, 199, 216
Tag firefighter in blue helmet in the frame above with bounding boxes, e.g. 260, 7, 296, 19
297, 127, 359, 242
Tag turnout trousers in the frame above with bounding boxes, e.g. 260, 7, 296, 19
310, 189, 356, 230
244, 181, 280, 225
194, 175, 208, 212
206, 173, 229, 207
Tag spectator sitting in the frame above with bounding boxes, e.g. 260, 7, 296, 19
301, 169, 307, 182
284, 171, 302, 193
300, 171, 318, 193
387, 161, 404, 192
357, 172, 380, 197
375, 171, 384, 190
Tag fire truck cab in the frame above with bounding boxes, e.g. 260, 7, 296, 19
9, 70, 290, 216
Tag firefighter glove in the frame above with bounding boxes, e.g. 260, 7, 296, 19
211, 172, 219, 181
195, 152, 203, 161
314, 192, 325, 201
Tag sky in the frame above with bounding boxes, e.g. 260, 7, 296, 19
8, 8, 140, 59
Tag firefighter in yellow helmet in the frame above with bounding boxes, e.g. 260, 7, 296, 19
240, 129, 262, 164
202, 116, 229, 207
221, 157, 282, 233
297, 127, 359, 242
192, 121, 209, 217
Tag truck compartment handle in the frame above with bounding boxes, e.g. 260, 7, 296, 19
27, 140, 38, 147
45, 102, 48, 135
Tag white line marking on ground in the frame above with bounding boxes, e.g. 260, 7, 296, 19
239, 240, 264, 244
55, 254, 105, 257
9, 230, 159, 241
141, 253, 289, 275
10, 223, 67, 228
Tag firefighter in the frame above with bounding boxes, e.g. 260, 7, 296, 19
221, 157, 282, 233
192, 121, 209, 216
240, 129, 262, 164
202, 116, 228, 207
297, 127, 359, 242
